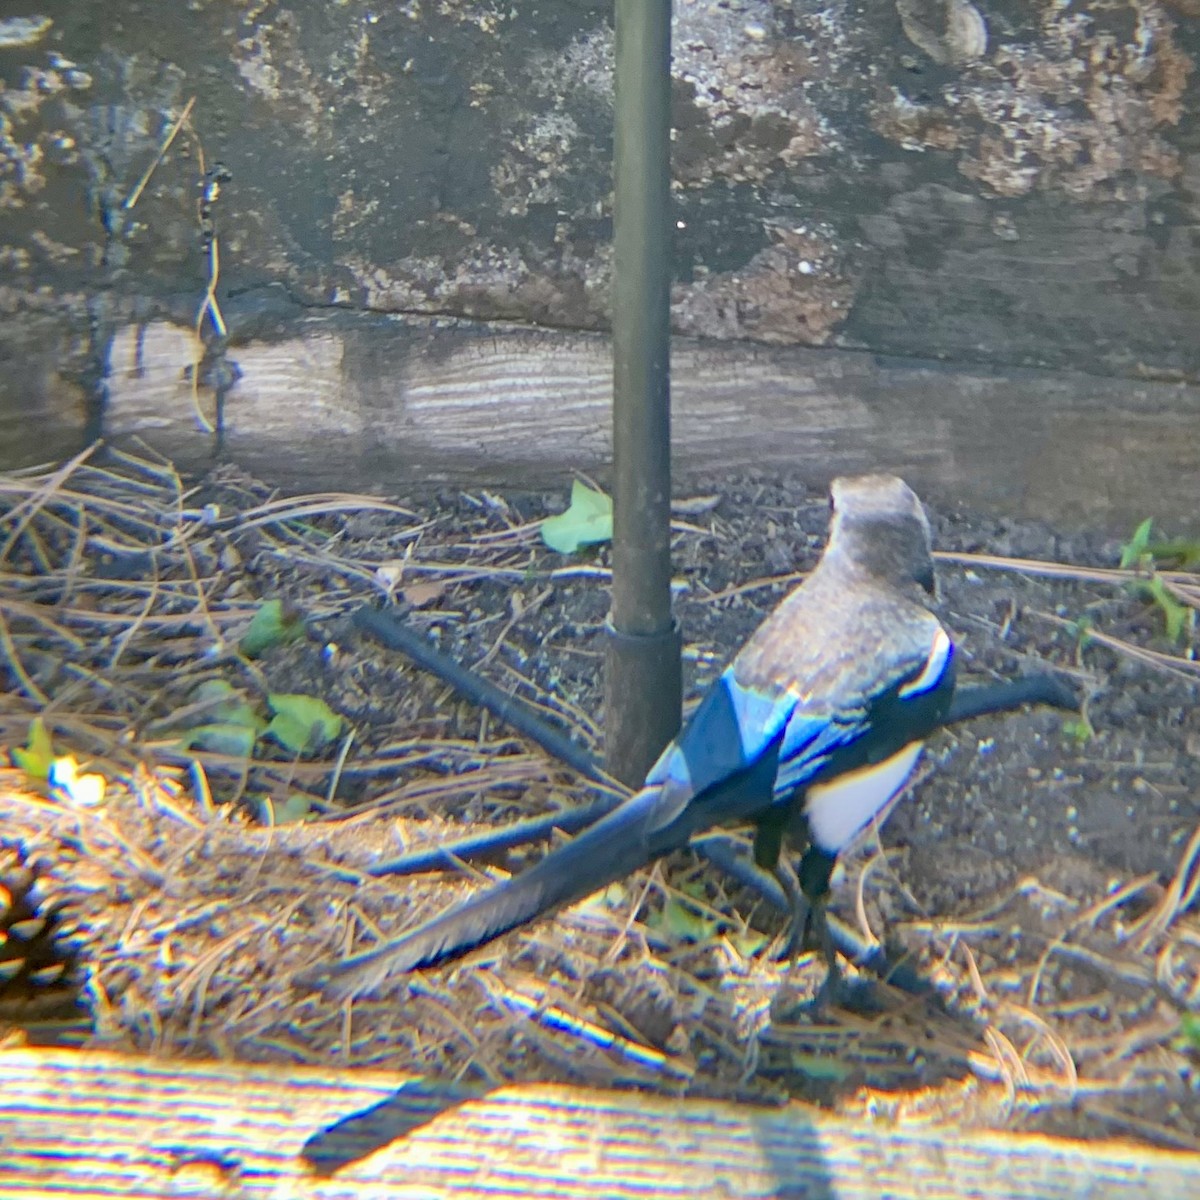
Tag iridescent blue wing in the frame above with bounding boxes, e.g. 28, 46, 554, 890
775, 626, 956, 853
639, 667, 800, 836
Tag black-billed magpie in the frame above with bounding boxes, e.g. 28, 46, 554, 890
299, 474, 957, 1002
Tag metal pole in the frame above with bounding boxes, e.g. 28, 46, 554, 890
604, 0, 681, 786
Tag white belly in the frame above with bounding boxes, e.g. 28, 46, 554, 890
804, 741, 924, 854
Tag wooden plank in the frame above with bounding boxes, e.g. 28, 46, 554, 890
90, 313, 1197, 529
2, 307, 1197, 528
0, 1046, 1196, 1198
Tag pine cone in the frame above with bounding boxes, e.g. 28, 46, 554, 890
0, 840, 84, 1025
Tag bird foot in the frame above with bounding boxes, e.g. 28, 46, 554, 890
771, 919, 809, 964
811, 960, 843, 1016
770, 858, 815, 964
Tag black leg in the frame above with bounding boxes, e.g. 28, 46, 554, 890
766, 844, 845, 1008
770, 855, 811, 963
757, 806, 816, 964
753, 805, 788, 871
806, 894, 843, 1010
798, 846, 842, 1008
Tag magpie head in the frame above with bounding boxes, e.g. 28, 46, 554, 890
827, 474, 936, 597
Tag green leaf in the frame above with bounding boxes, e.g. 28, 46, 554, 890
192, 679, 262, 729
652, 898, 717, 941
1141, 576, 1193, 644
265, 693, 342, 754
1178, 1012, 1200, 1052
1061, 715, 1094, 745
177, 680, 265, 754
179, 722, 260, 757
1072, 615, 1094, 648
1146, 538, 1200, 570
727, 929, 771, 957
1117, 520, 1195, 643
541, 480, 613, 554
1120, 517, 1154, 570
12, 717, 54, 780
240, 598, 305, 658
275, 793, 318, 824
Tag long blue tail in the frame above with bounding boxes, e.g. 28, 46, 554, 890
303, 786, 667, 1000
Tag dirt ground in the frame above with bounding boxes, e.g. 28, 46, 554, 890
1, 449, 1198, 1150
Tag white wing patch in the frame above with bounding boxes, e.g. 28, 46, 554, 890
898, 626, 953, 699
804, 741, 923, 854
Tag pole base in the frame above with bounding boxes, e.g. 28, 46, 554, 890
603, 618, 682, 788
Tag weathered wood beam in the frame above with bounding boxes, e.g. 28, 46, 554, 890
3, 311, 1197, 528
2, 1046, 1197, 1198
